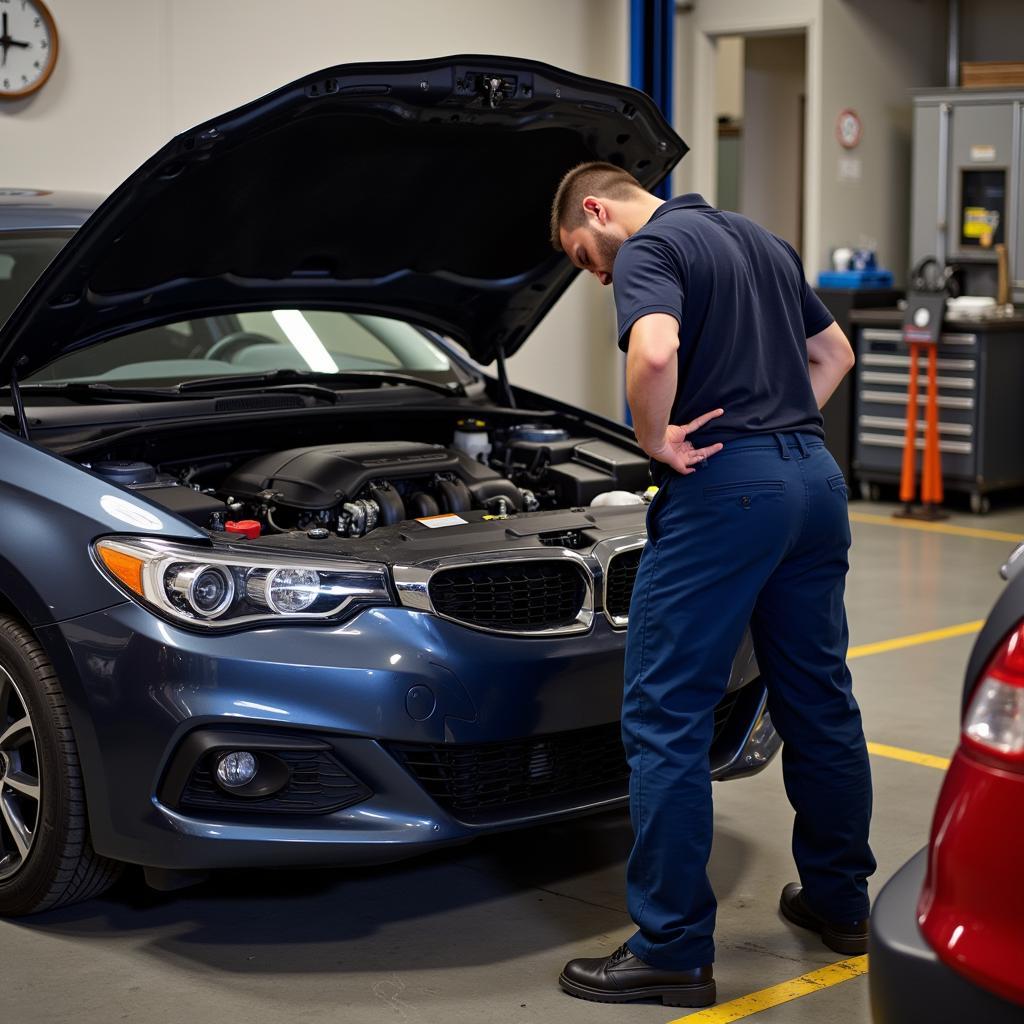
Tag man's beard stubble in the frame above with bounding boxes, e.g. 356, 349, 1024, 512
593, 230, 622, 277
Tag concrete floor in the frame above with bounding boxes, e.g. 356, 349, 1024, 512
3, 500, 1019, 1024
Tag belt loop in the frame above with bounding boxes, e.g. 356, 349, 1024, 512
795, 433, 810, 460
773, 432, 790, 460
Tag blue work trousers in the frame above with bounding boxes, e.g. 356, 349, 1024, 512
623, 432, 876, 969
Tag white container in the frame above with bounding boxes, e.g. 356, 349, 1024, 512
452, 420, 492, 463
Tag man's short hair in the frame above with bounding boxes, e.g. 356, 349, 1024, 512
549, 162, 644, 250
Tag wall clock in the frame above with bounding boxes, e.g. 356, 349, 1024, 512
836, 108, 862, 149
0, 0, 58, 100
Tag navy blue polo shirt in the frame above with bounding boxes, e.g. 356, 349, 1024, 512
613, 194, 833, 446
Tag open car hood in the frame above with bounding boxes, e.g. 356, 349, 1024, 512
0, 55, 685, 377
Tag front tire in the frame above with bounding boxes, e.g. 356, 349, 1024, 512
0, 616, 122, 915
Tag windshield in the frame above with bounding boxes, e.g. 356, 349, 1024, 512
25, 309, 458, 385
0, 231, 72, 328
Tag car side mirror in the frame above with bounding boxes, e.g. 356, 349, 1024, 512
1000, 541, 1024, 581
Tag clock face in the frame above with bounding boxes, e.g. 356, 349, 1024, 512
836, 108, 862, 149
0, 0, 58, 99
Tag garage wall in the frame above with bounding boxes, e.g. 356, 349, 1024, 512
0, 0, 629, 420
817, 0, 946, 283
740, 34, 806, 251
959, 0, 1024, 63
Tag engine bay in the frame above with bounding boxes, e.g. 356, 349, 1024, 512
84, 417, 653, 542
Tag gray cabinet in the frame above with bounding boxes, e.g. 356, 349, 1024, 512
911, 89, 1024, 303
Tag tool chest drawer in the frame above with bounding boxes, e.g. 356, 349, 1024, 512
853, 328, 977, 482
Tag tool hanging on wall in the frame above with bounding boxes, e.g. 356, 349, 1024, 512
896, 258, 954, 521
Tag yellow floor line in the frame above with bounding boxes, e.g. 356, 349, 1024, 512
847, 619, 983, 659
849, 511, 1024, 544
668, 956, 868, 1024
867, 741, 951, 771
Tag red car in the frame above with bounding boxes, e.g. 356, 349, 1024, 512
870, 545, 1024, 1022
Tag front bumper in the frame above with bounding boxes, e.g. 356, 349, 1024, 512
869, 849, 1023, 1024
39, 600, 777, 870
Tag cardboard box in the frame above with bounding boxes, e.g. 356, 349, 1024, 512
961, 62, 1024, 89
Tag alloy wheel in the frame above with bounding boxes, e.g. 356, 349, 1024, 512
0, 664, 40, 881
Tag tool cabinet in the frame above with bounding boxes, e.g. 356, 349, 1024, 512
850, 310, 1024, 512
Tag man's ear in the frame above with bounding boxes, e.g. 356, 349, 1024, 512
582, 196, 608, 226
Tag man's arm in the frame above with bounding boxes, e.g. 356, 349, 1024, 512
626, 313, 680, 453
626, 312, 724, 474
806, 320, 855, 409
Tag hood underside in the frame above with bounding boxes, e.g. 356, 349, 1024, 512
0, 55, 685, 377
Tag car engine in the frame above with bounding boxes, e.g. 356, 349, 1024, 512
90, 420, 652, 538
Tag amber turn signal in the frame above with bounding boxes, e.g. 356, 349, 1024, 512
95, 542, 145, 596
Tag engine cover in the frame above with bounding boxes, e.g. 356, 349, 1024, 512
222, 442, 464, 509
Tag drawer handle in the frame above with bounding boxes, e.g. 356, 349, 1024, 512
858, 415, 972, 437
859, 432, 973, 455
859, 390, 974, 410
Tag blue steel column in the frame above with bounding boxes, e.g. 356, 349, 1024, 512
630, 0, 674, 201
626, 0, 675, 422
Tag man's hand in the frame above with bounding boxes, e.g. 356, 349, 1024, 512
647, 408, 725, 475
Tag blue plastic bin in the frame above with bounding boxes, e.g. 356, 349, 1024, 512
817, 269, 895, 288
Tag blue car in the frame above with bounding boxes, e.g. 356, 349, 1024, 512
0, 56, 779, 914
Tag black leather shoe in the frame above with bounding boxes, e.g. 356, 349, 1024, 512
779, 883, 869, 954
558, 943, 716, 1007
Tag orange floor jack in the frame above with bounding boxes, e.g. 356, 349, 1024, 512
896, 282, 949, 522
895, 342, 948, 520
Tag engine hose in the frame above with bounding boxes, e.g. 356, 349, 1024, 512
407, 491, 440, 518
368, 483, 405, 525
265, 508, 289, 533
435, 477, 471, 513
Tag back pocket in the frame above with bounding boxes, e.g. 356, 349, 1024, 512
703, 480, 785, 507
827, 473, 849, 498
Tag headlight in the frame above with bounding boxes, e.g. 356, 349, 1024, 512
93, 537, 392, 629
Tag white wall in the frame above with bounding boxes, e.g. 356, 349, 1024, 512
740, 35, 806, 250
817, 0, 946, 281
0, 0, 630, 419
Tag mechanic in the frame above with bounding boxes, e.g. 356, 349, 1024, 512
548, 162, 876, 1008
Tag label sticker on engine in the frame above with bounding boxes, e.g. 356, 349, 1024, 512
416, 514, 468, 529
100, 494, 165, 531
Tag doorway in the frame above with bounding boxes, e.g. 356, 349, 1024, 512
714, 32, 807, 255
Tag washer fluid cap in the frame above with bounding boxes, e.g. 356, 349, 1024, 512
94, 460, 158, 486
225, 519, 261, 539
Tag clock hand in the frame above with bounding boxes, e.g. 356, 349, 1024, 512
7, 39, 29, 48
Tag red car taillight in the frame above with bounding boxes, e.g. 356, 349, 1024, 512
962, 621, 1024, 766
917, 619, 1024, 1008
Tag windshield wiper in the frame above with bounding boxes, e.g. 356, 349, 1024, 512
175, 369, 465, 398
7, 370, 465, 403
9, 381, 184, 402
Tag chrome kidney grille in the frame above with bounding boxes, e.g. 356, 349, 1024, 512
428, 560, 588, 633
392, 538, 647, 636
605, 548, 642, 624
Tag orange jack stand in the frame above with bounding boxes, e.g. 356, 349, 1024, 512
895, 341, 948, 521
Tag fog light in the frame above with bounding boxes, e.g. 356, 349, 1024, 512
216, 750, 258, 788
